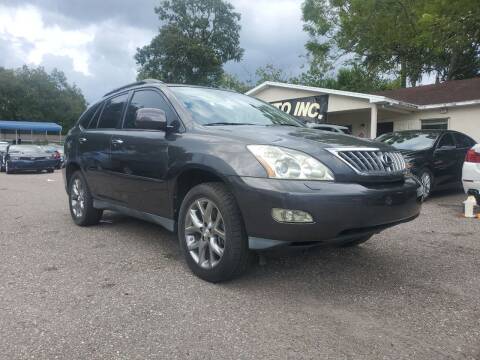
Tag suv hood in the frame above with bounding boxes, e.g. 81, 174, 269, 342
195, 125, 404, 183
203, 125, 394, 152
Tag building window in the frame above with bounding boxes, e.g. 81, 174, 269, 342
421, 118, 448, 130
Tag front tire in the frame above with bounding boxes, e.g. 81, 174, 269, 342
419, 169, 434, 199
178, 182, 251, 282
68, 171, 103, 226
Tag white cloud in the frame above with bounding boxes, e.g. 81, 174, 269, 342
0, 5, 95, 74
0, 0, 308, 101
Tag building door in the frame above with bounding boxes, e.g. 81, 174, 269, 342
377, 122, 394, 136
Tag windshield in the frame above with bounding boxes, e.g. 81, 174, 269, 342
8, 145, 44, 154
170, 87, 303, 127
377, 132, 439, 151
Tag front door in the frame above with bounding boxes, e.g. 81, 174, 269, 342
109, 89, 177, 218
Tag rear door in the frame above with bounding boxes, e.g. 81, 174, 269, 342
453, 132, 477, 182
109, 89, 178, 218
78, 93, 128, 199
432, 133, 458, 187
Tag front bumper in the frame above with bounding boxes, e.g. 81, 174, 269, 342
229, 176, 423, 249
7, 159, 57, 171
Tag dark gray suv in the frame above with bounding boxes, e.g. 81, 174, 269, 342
63, 79, 422, 282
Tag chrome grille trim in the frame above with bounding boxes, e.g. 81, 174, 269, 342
327, 147, 406, 176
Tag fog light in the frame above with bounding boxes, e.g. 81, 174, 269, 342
272, 208, 313, 223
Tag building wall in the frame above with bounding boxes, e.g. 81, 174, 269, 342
386, 105, 480, 142
252, 87, 319, 102
253, 87, 371, 112
252, 85, 480, 142
327, 111, 372, 138
328, 94, 371, 112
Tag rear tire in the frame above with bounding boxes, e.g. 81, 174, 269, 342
68, 171, 103, 226
178, 182, 251, 282
47, 168, 54, 173
338, 235, 373, 247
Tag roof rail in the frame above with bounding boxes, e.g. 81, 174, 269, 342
103, 79, 164, 97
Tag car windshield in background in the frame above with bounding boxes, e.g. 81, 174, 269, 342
170, 87, 303, 127
377, 132, 439, 151
8, 145, 44, 154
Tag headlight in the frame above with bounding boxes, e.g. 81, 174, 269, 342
247, 145, 334, 181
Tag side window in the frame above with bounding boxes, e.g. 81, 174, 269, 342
316, 127, 333, 132
79, 103, 99, 129
453, 133, 475, 149
97, 93, 128, 129
124, 90, 176, 129
438, 133, 455, 148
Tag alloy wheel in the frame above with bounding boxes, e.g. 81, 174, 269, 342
421, 172, 431, 197
71, 178, 85, 218
184, 198, 226, 269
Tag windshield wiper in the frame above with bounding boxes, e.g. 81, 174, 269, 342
204, 122, 257, 126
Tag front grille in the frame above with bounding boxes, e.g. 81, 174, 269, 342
20, 156, 47, 161
328, 148, 406, 175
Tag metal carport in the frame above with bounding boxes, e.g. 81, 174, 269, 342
0, 121, 62, 143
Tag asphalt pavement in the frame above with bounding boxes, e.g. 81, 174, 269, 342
0, 171, 479, 359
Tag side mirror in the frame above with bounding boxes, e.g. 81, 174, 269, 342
135, 108, 167, 131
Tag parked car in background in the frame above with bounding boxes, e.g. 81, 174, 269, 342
4, 145, 57, 174
462, 144, 480, 203
0, 141, 9, 172
306, 123, 352, 134
63, 80, 422, 282
42, 144, 64, 169
376, 130, 477, 198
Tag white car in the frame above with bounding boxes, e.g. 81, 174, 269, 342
462, 144, 480, 202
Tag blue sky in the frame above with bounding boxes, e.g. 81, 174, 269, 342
0, 0, 309, 102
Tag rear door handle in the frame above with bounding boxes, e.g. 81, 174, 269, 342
78, 137, 87, 144
111, 138, 124, 145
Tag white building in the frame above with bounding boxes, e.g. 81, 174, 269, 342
246, 77, 480, 142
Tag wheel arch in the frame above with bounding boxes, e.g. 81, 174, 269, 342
65, 162, 81, 192
172, 166, 233, 223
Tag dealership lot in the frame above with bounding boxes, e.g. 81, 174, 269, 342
0, 172, 479, 359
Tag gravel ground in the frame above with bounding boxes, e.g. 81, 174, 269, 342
0, 171, 479, 359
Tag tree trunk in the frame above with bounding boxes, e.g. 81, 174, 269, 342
400, 59, 407, 88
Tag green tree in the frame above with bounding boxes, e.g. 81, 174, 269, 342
295, 65, 400, 93
254, 63, 290, 85
135, 0, 244, 86
219, 73, 251, 93
0, 66, 86, 132
301, 0, 480, 87
418, 0, 480, 81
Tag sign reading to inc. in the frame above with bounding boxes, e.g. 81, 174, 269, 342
271, 95, 329, 123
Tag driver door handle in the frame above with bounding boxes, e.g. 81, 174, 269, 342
78, 137, 87, 144
111, 138, 124, 145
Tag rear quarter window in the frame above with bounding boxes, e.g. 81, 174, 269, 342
79, 103, 100, 129
453, 133, 476, 148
